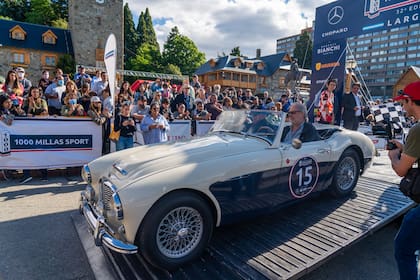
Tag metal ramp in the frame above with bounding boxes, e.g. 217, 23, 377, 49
96, 176, 414, 280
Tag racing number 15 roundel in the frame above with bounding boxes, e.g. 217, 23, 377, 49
289, 156, 319, 198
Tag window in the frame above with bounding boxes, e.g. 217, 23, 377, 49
12, 53, 25, 63
42, 30, 57, 45
45, 56, 56, 66
10, 25, 26, 40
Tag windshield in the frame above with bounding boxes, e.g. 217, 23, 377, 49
210, 110, 283, 144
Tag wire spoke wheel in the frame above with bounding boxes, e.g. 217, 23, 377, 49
336, 156, 357, 191
156, 206, 204, 259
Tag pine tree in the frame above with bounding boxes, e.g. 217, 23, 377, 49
162, 27, 206, 76
293, 31, 312, 69
124, 3, 138, 68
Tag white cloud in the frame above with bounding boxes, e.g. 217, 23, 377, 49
125, 0, 331, 59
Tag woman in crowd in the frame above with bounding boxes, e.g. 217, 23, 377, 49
0, 94, 14, 125
2, 70, 24, 103
141, 102, 170, 145
61, 91, 85, 116
195, 87, 207, 104
133, 82, 150, 102
87, 96, 106, 126
119, 81, 134, 104
222, 97, 234, 111
27, 86, 48, 117
317, 79, 337, 124
114, 101, 136, 151
61, 80, 80, 104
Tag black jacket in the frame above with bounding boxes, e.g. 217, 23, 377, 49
281, 122, 320, 143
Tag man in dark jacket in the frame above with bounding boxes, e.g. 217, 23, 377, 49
342, 82, 362, 130
281, 103, 320, 143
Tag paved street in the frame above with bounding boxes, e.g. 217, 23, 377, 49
0, 174, 95, 280
0, 150, 408, 279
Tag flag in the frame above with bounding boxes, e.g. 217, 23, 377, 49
104, 34, 117, 109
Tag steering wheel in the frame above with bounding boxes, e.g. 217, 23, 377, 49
256, 126, 275, 134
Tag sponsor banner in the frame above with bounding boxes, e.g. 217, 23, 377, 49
104, 34, 117, 107
309, 38, 346, 123
167, 120, 191, 142
314, 0, 420, 43
0, 118, 102, 169
196, 121, 215, 137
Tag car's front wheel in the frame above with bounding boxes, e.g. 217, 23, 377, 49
329, 149, 360, 197
136, 191, 214, 270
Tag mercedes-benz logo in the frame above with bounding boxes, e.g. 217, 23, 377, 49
328, 6, 344, 25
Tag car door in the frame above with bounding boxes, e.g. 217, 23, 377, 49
278, 139, 333, 201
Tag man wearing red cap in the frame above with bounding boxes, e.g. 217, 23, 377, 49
388, 80, 420, 279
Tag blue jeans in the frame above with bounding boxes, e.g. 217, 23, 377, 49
394, 205, 420, 279
116, 136, 133, 151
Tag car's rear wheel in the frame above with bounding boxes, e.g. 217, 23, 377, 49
329, 149, 360, 197
136, 191, 214, 270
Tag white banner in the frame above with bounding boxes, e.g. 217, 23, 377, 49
0, 118, 102, 169
104, 34, 117, 108
167, 120, 191, 142
196, 120, 215, 137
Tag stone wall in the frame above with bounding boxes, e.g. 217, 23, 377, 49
68, 0, 124, 71
0, 47, 58, 82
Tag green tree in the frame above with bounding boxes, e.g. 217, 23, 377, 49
124, 3, 138, 68
51, 0, 68, 21
230, 46, 242, 56
25, 0, 57, 25
129, 43, 162, 73
163, 64, 182, 76
293, 31, 312, 69
0, 0, 29, 21
162, 27, 205, 76
51, 18, 68, 29
57, 54, 75, 75
136, 8, 159, 49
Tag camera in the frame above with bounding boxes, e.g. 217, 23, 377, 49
385, 120, 397, 150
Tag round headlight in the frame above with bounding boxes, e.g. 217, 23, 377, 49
81, 164, 92, 184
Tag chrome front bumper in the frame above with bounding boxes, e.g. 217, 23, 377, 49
79, 191, 138, 254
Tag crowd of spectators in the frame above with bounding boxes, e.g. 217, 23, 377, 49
0, 66, 305, 182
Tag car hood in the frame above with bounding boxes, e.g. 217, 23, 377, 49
102, 133, 267, 187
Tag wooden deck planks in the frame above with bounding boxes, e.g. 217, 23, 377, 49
99, 176, 415, 280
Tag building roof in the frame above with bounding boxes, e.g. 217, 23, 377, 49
195, 52, 291, 77
412, 65, 420, 77
0, 19, 74, 55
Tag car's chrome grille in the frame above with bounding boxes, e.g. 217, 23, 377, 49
101, 181, 114, 211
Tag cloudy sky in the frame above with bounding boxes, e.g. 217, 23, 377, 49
125, 0, 331, 60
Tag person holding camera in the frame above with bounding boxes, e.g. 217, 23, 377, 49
114, 102, 136, 151
141, 102, 170, 145
61, 91, 85, 117
388, 81, 420, 280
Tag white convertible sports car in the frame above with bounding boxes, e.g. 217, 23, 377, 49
80, 110, 375, 270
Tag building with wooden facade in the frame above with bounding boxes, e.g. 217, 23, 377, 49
0, 19, 74, 82
194, 52, 311, 95
393, 66, 420, 97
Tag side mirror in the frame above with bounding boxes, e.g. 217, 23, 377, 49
292, 138, 302, 149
